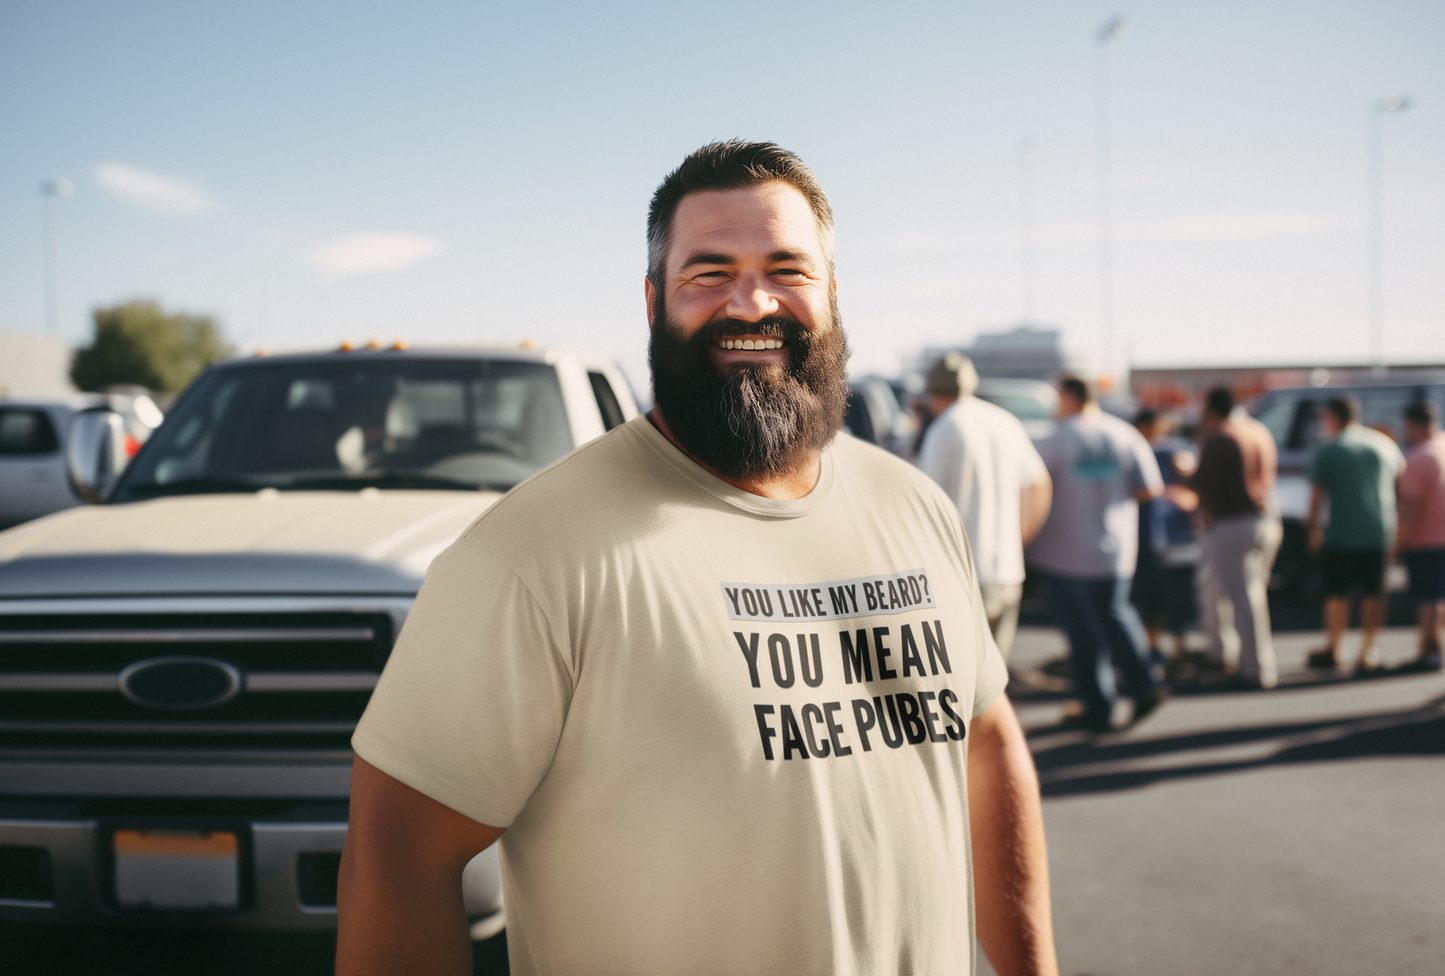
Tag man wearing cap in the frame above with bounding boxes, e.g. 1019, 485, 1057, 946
918, 353, 1053, 659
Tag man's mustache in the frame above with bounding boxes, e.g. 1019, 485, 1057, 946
679, 316, 808, 345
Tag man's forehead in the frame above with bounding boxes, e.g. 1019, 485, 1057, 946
668, 183, 824, 267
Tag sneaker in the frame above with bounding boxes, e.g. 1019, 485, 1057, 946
1131, 688, 1169, 724
1306, 647, 1340, 669
1400, 650, 1444, 673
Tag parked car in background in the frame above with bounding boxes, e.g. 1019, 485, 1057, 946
974, 377, 1059, 440
843, 375, 912, 455
0, 392, 164, 529
0, 343, 637, 935
1250, 378, 1445, 598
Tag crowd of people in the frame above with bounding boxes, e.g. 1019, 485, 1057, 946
912, 359, 1445, 732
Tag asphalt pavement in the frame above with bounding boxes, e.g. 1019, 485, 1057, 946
7, 626, 1442, 975
998, 624, 1445, 976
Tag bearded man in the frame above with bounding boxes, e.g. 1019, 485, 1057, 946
338, 141, 1057, 976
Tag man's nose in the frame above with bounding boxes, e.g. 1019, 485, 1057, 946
723, 272, 780, 322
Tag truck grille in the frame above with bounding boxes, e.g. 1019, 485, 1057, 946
0, 613, 392, 750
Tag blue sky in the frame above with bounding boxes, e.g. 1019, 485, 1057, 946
2, 0, 1441, 391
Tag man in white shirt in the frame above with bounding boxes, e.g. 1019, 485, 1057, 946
337, 141, 1058, 976
917, 353, 1052, 659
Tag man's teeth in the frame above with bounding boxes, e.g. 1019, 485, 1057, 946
719, 338, 785, 351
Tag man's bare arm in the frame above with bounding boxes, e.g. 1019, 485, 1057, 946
1020, 474, 1053, 548
968, 696, 1059, 976
1307, 485, 1326, 555
336, 755, 504, 976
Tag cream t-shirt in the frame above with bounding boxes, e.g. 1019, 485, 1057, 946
353, 416, 1009, 976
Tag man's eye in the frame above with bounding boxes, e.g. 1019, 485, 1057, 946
772, 269, 804, 277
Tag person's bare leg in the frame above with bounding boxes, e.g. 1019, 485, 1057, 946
1419, 601, 1441, 654
1358, 596, 1387, 668
1323, 597, 1350, 663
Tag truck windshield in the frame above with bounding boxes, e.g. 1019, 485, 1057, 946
115, 358, 574, 499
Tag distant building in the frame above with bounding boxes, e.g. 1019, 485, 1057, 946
0, 333, 73, 398
911, 325, 1082, 381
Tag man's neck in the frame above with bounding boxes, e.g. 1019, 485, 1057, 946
647, 407, 823, 501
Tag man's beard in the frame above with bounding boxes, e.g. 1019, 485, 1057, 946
648, 295, 850, 481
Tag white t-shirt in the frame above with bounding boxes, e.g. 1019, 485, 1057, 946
353, 416, 1008, 976
917, 396, 1048, 588
1026, 411, 1164, 578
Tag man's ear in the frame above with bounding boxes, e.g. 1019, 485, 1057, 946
645, 278, 656, 327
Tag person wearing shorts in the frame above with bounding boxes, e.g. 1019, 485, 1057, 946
1306, 396, 1405, 673
1398, 400, 1445, 671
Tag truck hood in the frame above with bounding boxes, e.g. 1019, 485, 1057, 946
0, 490, 502, 598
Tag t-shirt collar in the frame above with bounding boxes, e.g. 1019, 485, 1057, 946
629, 415, 835, 520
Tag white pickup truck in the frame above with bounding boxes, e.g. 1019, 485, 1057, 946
0, 343, 637, 932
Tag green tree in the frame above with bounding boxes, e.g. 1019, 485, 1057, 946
71, 300, 233, 393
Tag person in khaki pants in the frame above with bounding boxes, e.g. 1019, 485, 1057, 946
1193, 388, 1282, 689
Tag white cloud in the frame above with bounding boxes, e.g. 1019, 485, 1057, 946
95, 162, 213, 215
303, 232, 443, 278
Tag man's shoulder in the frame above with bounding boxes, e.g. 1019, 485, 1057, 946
1352, 425, 1405, 463
961, 396, 1033, 438
834, 433, 962, 513
457, 419, 667, 547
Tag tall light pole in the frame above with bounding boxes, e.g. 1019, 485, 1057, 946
1095, 15, 1128, 381
41, 178, 74, 337
1367, 94, 1411, 374
1018, 137, 1038, 326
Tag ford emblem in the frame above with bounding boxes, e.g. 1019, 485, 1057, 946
119, 657, 242, 711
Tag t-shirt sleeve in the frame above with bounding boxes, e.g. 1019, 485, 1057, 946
950, 509, 1008, 718
972, 621, 1009, 719
352, 538, 573, 828
1309, 446, 1330, 488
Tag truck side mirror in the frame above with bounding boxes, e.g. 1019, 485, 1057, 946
67, 409, 128, 502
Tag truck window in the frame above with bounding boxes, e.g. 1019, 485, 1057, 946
116, 359, 574, 498
0, 409, 60, 455
588, 372, 626, 431
1251, 396, 1299, 448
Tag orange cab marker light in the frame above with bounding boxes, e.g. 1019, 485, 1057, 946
520, 338, 536, 349
114, 829, 238, 858
338, 339, 355, 352
366, 337, 382, 349
391, 339, 409, 350
254, 347, 269, 357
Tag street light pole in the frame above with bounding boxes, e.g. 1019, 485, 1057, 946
1094, 15, 1128, 381
1018, 137, 1038, 326
41, 178, 74, 337
1367, 94, 1411, 375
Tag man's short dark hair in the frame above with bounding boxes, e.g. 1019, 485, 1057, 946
1132, 408, 1157, 429
1204, 387, 1234, 419
1325, 396, 1358, 426
1059, 375, 1094, 405
646, 140, 835, 287
1405, 400, 1438, 428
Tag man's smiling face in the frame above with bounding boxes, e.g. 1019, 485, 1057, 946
646, 181, 849, 481
647, 181, 836, 368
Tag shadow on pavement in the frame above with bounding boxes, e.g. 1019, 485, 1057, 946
1033, 696, 1445, 798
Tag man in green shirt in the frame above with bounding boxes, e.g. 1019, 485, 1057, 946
1306, 396, 1405, 672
